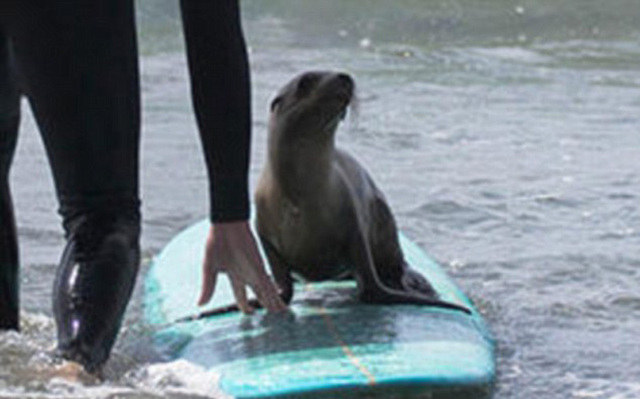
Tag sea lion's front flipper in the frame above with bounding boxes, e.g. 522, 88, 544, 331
259, 237, 294, 305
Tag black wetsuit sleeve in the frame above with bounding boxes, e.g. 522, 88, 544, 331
179, 0, 251, 222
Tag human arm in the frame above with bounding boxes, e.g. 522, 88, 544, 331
179, 0, 286, 313
180, 0, 250, 222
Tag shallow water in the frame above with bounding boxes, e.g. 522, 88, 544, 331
3, 0, 640, 398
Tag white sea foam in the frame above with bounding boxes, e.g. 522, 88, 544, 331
127, 360, 232, 399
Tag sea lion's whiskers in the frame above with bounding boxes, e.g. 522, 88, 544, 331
346, 87, 360, 129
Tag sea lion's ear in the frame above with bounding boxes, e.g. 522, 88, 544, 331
270, 96, 283, 112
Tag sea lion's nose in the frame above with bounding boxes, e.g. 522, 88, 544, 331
336, 73, 354, 91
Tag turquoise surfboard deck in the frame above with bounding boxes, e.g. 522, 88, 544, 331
144, 219, 495, 399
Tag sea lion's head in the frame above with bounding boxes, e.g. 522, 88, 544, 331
268, 71, 355, 143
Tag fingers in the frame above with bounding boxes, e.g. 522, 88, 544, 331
250, 273, 288, 313
198, 221, 289, 314
227, 251, 286, 313
242, 246, 288, 313
230, 275, 253, 314
198, 251, 218, 306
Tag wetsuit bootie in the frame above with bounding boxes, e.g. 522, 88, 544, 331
53, 214, 140, 374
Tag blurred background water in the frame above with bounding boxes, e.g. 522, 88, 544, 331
2, 0, 640, 397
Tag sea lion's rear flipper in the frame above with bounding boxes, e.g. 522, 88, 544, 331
401, 264, 437, 297
369, 195, 436, 298
349, 228, 471, 314
348, 224, 412, 303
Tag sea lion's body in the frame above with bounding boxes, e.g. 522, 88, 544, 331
255, 71, 466, 311
257, 146, 402, 290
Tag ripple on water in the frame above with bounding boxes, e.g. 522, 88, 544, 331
409, 199, 504, 229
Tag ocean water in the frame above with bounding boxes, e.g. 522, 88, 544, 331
2, 0, 640, 398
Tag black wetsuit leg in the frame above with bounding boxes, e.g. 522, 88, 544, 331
0, 27, 20, 331
0, 1, 141, 372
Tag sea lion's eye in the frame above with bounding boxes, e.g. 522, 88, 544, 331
297, 74, 317, 95
270, 96, 283, 112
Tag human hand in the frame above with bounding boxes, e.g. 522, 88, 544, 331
198, 221, 288, 314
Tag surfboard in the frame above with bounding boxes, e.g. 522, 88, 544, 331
144, 219, 495, 399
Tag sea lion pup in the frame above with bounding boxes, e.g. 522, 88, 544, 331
255, 71, 469, 313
